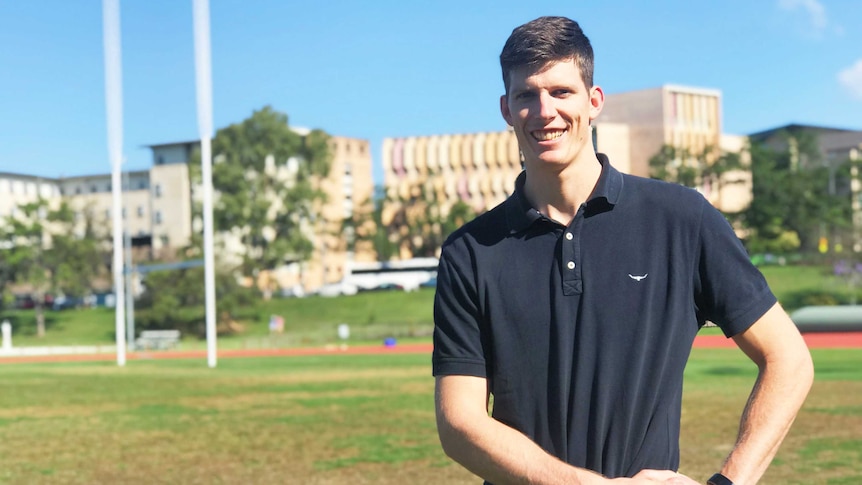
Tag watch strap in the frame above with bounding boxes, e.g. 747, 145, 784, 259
707, 473, 734, 485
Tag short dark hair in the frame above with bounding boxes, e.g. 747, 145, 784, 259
499, 16, 594, 94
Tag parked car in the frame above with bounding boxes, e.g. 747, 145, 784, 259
14, 294, 35, 309
316, 282, 358, 297
279, 285, 306, 299
52, 295, 84, 311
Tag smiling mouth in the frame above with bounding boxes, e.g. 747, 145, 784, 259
531, 129, 566, 141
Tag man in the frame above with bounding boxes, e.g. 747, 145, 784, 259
432, 16, 813, 485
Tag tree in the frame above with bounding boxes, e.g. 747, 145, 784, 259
0, 199, 105, 336
349, 183, 477, 260
192, 106, 332, 285
344, 188, 398, 261
42, 202, 106, 298
741, 132, 852, 253
648, 144, 745, 202
135, 264, 256, 338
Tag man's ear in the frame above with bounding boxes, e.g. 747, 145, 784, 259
589, 86, 605, 121
500, 95, 514, 126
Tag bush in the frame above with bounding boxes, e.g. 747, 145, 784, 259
135, 266, 257, 338
780, 288, 862, 313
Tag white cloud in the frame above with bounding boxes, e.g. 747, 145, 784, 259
778, 0, 828, 31
838, 59, 862, 101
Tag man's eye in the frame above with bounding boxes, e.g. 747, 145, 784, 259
516, 92, 535, 100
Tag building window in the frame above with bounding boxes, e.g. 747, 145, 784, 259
154, 184, 162, 198
122, 207, 127, 219
90, 184, 98, 193
154, 211, 162, 225
137, 206, 144, 217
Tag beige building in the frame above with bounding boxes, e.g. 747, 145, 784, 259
0, 173, 61, 222
596, 84, 751, 212
52, 163, 192, 260
597, 84, 723, 176
381, 85, 752, 257
0, 133, 373, 295
148, 134, 374, 293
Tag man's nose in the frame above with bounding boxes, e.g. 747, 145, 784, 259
535, 92, 557, 119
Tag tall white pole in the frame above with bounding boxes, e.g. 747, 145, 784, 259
192, 0, 217, 368
103, 0, 127, 366
123, 169, 135, 349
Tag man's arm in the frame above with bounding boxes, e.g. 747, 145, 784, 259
720, 302, 814, 483
435, 375, 698, 485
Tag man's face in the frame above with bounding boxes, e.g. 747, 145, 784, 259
501, 59, 603, 170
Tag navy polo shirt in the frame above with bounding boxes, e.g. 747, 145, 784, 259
433, 153, 776, 479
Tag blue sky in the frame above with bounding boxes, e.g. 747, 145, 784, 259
1, 0, 860, 182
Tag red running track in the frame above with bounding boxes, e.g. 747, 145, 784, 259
1, 333, 861, 365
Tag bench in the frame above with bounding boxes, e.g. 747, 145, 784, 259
136, 330, 181, 350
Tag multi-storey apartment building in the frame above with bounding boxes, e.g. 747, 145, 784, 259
0, 133, 374, 294
381, 85, 752, 258
596, 84, 723, 177
596, 84, 751, 213
0, 173, 61, 221
146, 134, 375, 292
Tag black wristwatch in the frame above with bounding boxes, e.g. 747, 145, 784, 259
707, 473, 734, 485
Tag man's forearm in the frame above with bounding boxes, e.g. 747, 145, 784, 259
438, 408, 606, 485
722, 331, 814, 483
436, 375, 609, 485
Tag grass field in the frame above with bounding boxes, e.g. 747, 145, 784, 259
2, 264, 861, 483
0, 264, 847, 349
1, 287, 440, 349
1, 348, 861, 484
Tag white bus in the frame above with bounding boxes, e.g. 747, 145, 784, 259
316, 257, 439, 297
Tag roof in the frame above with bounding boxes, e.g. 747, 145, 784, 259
748, 123, 862, 141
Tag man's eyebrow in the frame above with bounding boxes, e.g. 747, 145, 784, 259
509, 86, 534, 95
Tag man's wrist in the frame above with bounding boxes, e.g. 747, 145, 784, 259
707, 472, 734, 485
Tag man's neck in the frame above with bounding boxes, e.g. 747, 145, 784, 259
523, 154, 602, 226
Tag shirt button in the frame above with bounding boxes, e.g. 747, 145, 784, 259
565, 232, 573, 240
566, 261, 575, 270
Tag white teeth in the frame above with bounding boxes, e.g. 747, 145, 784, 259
532, 130, 565, 141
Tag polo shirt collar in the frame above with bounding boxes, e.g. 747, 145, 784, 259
505, 153, 623, 234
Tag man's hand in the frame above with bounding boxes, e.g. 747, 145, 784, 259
624, 469, 701, 484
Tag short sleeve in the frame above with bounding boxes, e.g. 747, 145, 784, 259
432, 244, 488, 377
694, 202, 777, 337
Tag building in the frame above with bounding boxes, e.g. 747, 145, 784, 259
596, 84, 751, 213
57, 163, 191, 260
748, 123, 862, 250
748, 123, 862, 173
596, 84, 723, 177
0, 173, 61, 223
146, 134, 374, 292
380, 85, 752, 258
0, 133, 374, 294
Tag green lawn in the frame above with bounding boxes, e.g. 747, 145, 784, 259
1, 348, 860, 484
1, 287, 439, 349
2, 265, 860, 483
1, 264, 849, 349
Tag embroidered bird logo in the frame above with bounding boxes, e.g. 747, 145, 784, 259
628, 273, 648, 281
